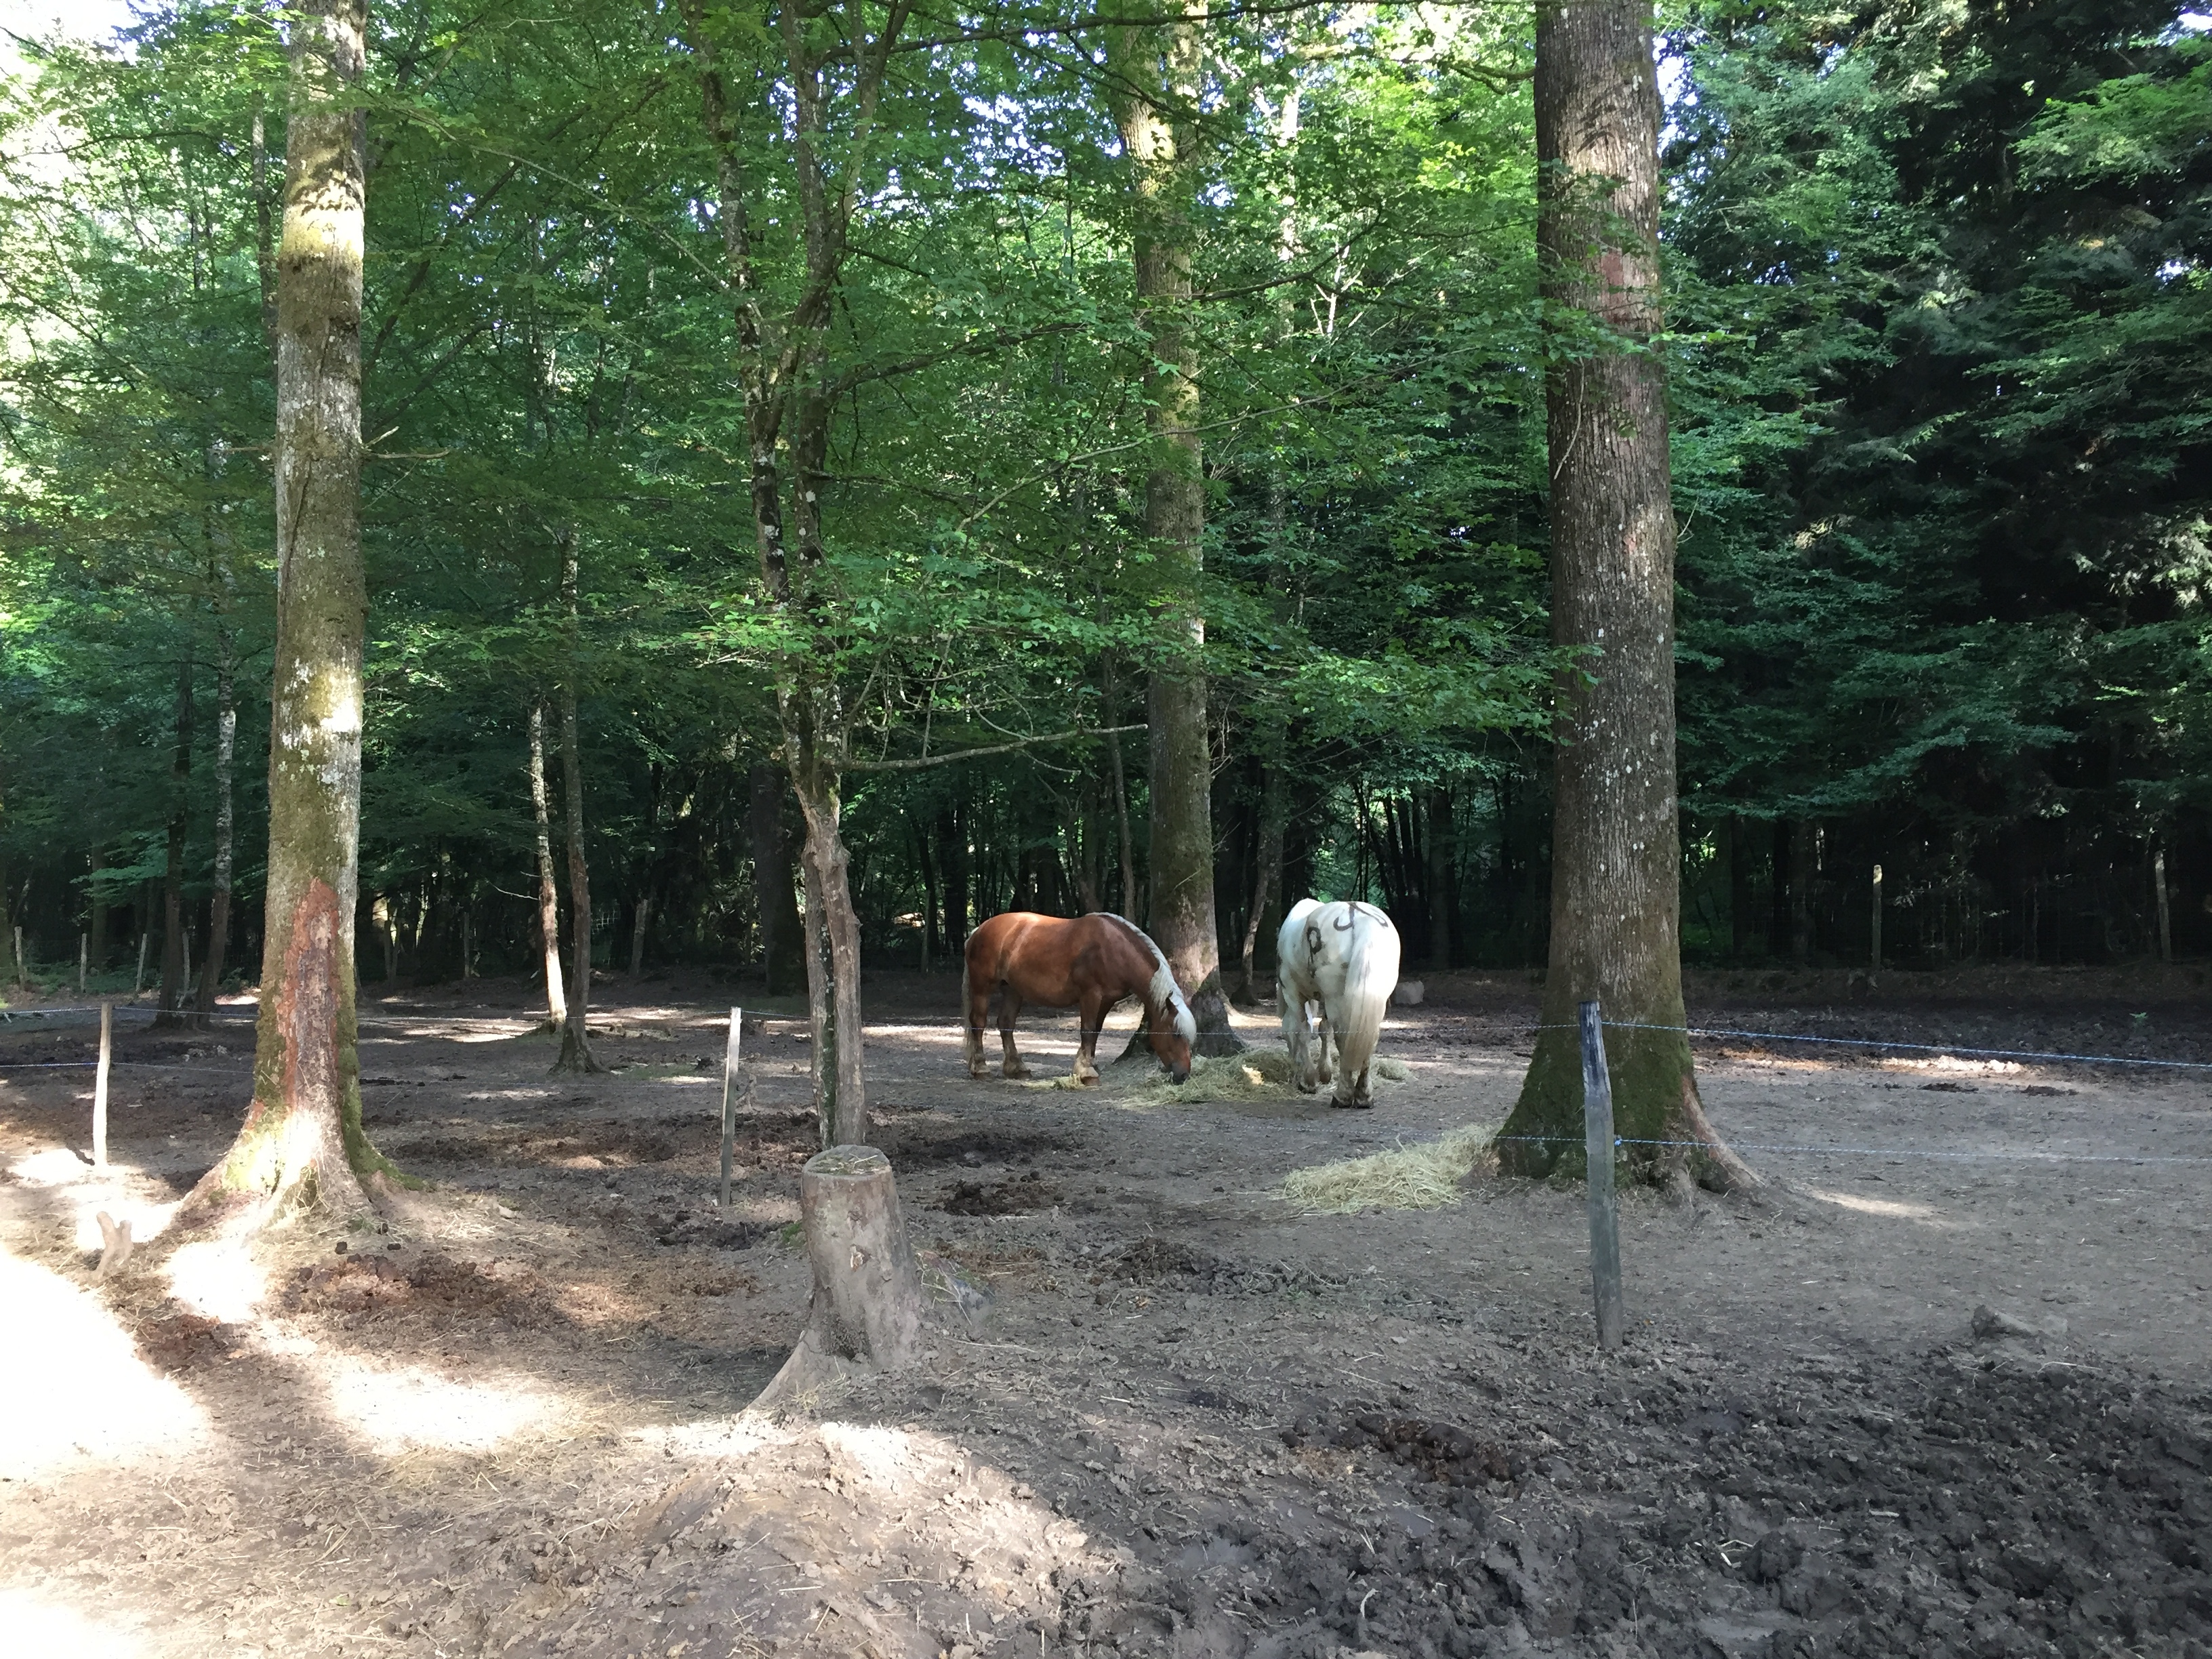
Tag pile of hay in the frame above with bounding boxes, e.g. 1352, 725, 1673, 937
1028, 1045, 1411, 1109
1277, 1122, 1495, 1214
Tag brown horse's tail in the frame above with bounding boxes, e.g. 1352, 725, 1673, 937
960, 954, 981, 1069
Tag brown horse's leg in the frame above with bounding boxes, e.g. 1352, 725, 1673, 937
1315, 1008, 1336, 1088
965, 970, 991, 1078
999, 994, 1029, 1079
1073, 994, 1105, 1086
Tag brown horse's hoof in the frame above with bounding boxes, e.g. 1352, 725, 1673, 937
967, 1063, 989, 1080
1071, 1071, 1100, 1088
1002, 1063, 1030, 1080
1330, 1095, 1372, 1110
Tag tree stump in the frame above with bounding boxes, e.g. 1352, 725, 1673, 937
754, 1145, 924, 1408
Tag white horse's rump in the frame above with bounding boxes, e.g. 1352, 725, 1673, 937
1276, 899, 1401, 1108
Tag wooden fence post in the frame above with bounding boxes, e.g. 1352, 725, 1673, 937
93, 1000, 112, 1172
1871, 863, 1883, 972
720, 1006, 741, 1208
1578, 999, 1624, 1351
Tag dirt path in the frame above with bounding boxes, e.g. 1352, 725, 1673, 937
1, 970, 2207, 1659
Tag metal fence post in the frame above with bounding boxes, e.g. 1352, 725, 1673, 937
1578, 999, 1624, 1351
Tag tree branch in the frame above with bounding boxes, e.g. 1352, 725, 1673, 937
844, 724, 1147, 773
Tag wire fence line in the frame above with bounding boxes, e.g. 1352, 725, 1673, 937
1528, 1019, 2212, 1073
1495, 1133, 2212, 1169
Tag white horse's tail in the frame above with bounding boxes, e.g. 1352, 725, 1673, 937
1330, 905, 1402, 1088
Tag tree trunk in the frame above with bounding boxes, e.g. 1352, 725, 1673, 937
529, 701, 566, 1027
1790, 820, 1816, 963
1426, 785, 1454, 970
1727, 815, 1756, 960
1109, 3, 1240, 1057
156, 662, 194, 1025
88, 843, 109, 970
554, 540, 600, 1073
1104, 672, 1137, 919
792, 741, 867, 1147
685, 0, 905, 1143
196, 649, 237, 1019
192, 0, 396, 1221
1769, 819, 1792, 958
939, 798, 968, 950
749, 762, 804, 993
628, 893, 650, 977
1494, 0, 1750, 1193
1235, 762, 1287, 1003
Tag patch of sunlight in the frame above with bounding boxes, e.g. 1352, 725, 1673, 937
0, 1249, 209, 1479
327, 1357, 557, 1455
1879, 1054, 2025, 1077
167, 1237, 266, 1323
9, 1145, 92, 1185
0, 1589, 152, 1659
629, 1417, 778, 1460
1278, 1123, 1496, 1214
1803, 1187, 1950, 1225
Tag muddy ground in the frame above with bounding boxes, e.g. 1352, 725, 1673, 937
1, 965, 2208, 1659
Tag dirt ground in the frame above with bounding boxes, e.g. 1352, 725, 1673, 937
1, 965, 2209, 1659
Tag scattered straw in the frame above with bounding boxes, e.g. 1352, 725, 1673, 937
1278, 1123, 1496, 1214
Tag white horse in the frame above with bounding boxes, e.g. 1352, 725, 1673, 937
1277, 898, 1401, 1108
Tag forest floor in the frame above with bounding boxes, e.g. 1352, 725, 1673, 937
1, 964, 2209, 1659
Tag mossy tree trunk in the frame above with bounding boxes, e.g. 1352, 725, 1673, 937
1494, 0, 1750, 1193
194, 0, 398, 1221
1109, 2, 1240, 1057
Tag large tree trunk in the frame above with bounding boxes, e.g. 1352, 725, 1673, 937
528, 701, 566, 1027
554, 539, 600, 1073
1494, 0, 1750, 1193
749, 762, 804, 993
193, 0, 394, 1221
1109, 3, 1239, 1057
156, 663, 194, 1026
196, 647, 237, 1019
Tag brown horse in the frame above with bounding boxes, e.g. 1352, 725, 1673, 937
963, 912, 1195, 1086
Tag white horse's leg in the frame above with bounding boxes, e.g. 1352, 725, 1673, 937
1279, 976, 1315, 1092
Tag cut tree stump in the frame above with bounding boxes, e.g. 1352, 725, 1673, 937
754, 1145, 924, 1408
95, 1211, 134, 1277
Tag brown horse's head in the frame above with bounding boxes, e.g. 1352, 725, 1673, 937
1145, 978, 1197, 1082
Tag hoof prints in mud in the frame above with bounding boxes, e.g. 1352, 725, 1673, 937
1240, 1359, 2212, 1658
649, 1212, 772, 1250
1099, 1235, 1340, 1296
134, 1308, 241, 1372
888, 1127, 1068, 1167
1289, 1410, 1519, 1488
939, 1172, 1061, 1214
284, 1252, 550, 1324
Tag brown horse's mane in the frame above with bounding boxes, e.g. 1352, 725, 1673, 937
1092, 913, 1198, 1044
